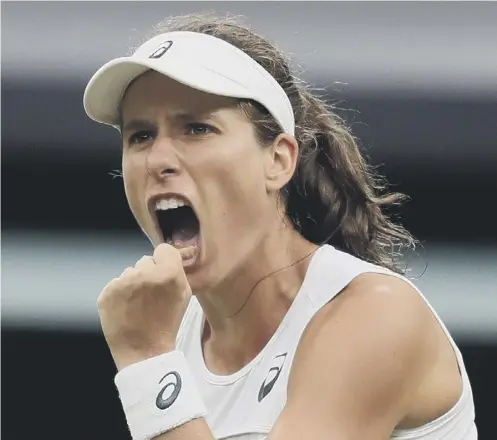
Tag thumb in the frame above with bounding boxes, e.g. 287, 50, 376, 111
178, 245, 198, 262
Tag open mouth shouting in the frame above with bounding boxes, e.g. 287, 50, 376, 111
149, 194, 201, 266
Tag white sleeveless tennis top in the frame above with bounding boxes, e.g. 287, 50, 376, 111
176, 245, 477, 440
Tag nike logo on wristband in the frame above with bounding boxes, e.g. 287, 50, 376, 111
156, 371, 182, 410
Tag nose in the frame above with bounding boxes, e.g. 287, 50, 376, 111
146, 136, 180, 180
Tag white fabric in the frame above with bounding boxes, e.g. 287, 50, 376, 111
115, 350, 207, 440
176, 245, 477, 440
83, 31, 295, 135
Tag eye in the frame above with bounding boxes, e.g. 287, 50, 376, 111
128, 130, 154, 146
185, 123, 216, 136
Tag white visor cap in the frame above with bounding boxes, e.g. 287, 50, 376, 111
83, 31, 295, 135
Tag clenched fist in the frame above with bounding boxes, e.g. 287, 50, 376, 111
97, 243, 193, 371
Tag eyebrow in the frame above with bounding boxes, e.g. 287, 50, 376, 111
121, 111, 223, 133
121, 119, 157, 133
173, 111, 222, 124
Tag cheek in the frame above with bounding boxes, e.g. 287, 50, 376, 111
199, 144, 267, 216
121, 155, 146, 219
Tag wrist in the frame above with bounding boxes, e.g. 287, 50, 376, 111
115, 350, 207, 440
111, 343, 177, 371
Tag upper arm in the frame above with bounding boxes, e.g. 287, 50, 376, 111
268, 273, 438, 440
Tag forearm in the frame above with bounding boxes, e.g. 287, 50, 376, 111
153, 419, 215, 440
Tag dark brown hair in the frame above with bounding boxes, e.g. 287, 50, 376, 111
132, 12, 417, 274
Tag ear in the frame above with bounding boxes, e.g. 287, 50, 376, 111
264, 134, 299, 193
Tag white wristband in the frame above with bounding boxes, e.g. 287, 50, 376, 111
114, 350, 208, 440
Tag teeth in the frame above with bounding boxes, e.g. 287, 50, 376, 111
155, 197, 187, 211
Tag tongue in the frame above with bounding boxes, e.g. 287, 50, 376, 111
171, 225, 199, 248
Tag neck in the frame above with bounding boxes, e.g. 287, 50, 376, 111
196, 221, 319, 374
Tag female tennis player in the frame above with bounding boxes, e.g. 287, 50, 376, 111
83, 13, 477, 440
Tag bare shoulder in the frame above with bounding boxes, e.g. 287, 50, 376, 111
338, 270, 432, 317
297, 272, 437, 364
324, 271, 431, 326
273, 272, 453, 439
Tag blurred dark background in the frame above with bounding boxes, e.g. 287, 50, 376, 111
2, 2, 496, 439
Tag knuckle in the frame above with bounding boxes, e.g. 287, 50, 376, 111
135, 255, 153, 267
121, 266, 136, 277
97, 284, 114, 308
102, 277, 119, 293
157, 269, 184, 290
97, 266, 136, 308
148, 267, 171, 286
140, 272, 160, 289
99, 275, 119, 293
153, 243, 178, 260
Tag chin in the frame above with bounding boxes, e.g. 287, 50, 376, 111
184, 256, 224, 295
